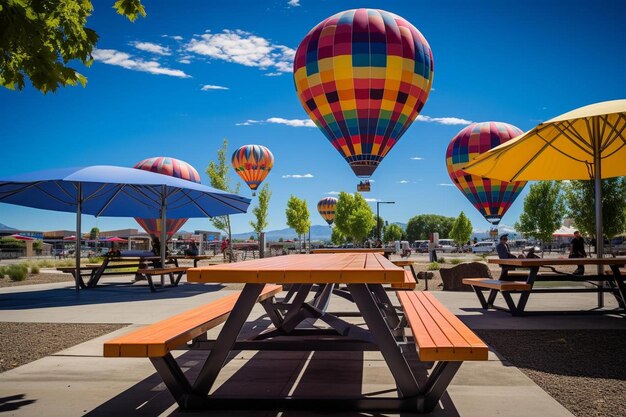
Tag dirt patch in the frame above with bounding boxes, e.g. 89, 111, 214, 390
0, 322, 125, 373
476, 329, 626, 417
0, 272, 75, 287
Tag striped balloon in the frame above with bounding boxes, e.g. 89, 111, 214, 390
294, 9, 433, 178
317, 197, 338, 225
231, 145, 274, 194
446, 122, 527, 225
133, 157, 201, 240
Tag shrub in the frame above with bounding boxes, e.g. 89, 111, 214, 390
449, 258, 463, 265
438, 257, 446, 264
0, 266, 6, 278
7, 264, 28, 281
427, 262, 440, 271
30, 264, 40, 274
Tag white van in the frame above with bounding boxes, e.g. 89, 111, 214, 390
471, 241, 496, 253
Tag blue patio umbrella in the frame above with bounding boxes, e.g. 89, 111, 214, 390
0, 165, 250, 290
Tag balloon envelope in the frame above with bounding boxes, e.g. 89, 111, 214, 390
231, 145, 274, 192
133, 157, 200, 240
317, 197, 338, 225
294, 8, 434, 178
446, 122, 527, 225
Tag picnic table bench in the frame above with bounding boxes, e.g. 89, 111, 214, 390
135, 266, 190, 292
391, 260, 419, 290
463, 257, 626, 316
56, 262, 140, 289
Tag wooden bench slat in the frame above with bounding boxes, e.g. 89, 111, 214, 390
397, 291, 488, 362
104, 284, 282, 358
462, 278, 531, 291
136, 267, 188, 275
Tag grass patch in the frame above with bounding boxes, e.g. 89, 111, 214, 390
427, 262, 440, 271
449, 258, 463, 265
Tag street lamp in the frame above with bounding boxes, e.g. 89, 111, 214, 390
376, 201, 395, 240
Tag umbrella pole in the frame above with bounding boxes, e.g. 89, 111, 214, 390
593, 121, 604, 308
160, 185, 167, 273
75, 183, 82, 292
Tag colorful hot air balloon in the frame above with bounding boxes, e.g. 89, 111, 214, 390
317, 197, 338, 226
294, 9, 434, 182
446, 122, 527, 226
133, 157, 201, 240
231, 145, 274, 196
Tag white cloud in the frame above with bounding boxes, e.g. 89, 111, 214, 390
416, 115, 473, 125
201, 84, 228, 91
439, 183, 456, 187
326, 191, 341, 195
410, 156, 424, 160
178, 59, 191, 64
398, 180, 409, 184
237, 117, 315, 127
364, 198, 378, 202
185, 29, 295, 74
265, 72, 283, 77
92, 49, 190, 78
288, 0, 301, 6
162, 35, 183, 41
132, 41, 171, 56
282, 174, 314, 179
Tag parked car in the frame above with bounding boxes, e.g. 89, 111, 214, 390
416, 242, 430, 253
471, 241, 496, 254
436, 239, 457, 253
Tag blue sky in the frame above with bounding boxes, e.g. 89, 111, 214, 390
1, 0, 625, 235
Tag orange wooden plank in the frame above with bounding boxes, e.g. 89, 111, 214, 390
104, 284, 282, 358
462, 278, 531, 291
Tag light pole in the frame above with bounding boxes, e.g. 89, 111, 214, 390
376, 201, 395, 240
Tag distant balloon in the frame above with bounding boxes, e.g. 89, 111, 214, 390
294, 8, 434, 179
231, 145, 274, 196
446, 122, 527, 226
133, 157, 200, 240
317, 197, 338, 226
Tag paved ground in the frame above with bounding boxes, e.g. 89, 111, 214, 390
0, 273, 624, 416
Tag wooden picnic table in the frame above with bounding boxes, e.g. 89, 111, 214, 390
463, 257, 626, 316
310, 247, 395, 259
153, 252, 486, 413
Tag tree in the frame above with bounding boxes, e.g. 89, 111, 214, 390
333, 192, 376, 245
206, 138, 241, 261
249, 183, 271, 237
1, 0, 146, 93
405, 214, 455, 242
89, 227, 100, 240
564, 178, 626, 243
384, 223, 403, 243
331, 227, 346, 246
515, 181, 565, 250
450, 211, 473, 249
285, 196, 311, 251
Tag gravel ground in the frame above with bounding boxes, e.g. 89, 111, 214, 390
1, 260, 624, 417
476, 329, 626, 417
0, 322, 124, 373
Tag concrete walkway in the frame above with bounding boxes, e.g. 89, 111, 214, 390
1, 277, 623, 416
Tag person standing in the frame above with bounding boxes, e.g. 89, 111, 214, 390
569, 230, 587, 275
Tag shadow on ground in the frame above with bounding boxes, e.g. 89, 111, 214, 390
0, 282, 225, 310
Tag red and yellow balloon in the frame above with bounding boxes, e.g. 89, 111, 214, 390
231, 145, 274, 196
294, 9, 434, 180
133, 157, 201, 240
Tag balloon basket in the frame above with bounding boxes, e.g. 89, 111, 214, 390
357, 180, 371, 192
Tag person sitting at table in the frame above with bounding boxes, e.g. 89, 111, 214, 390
569, 230, 587, 275
496, 234, 521, 280
107, 244, 121, 257
185, 241, 199, 256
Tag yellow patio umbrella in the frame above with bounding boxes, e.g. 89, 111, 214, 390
463, 99, 626, 265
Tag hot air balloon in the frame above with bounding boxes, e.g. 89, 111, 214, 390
231, 144, 274, 196
446, 122, 527, 226
317, 197, 338, 226
294, 9, 434, 189
133, 157, 201, 240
